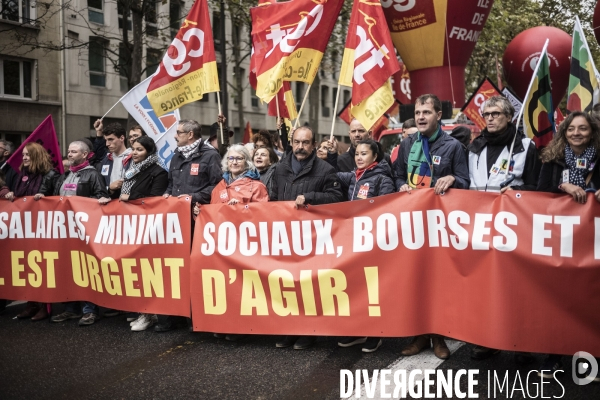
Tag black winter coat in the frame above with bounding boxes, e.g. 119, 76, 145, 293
393, 129, 470, 189
537, 158, 600, 193
270, 152, 344, 205
259, 165, 276, 199
166, 140, 223, 205
53, 167, 109, 198
126, 164, 169, 200
39, 170, 60, 196
337, 161, 396, 201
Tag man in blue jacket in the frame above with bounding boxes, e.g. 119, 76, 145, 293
393, 93, 470, 360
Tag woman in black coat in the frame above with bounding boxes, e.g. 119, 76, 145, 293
336, 139, 395, 353
105, 136, 168, 332
536, 111, 600, 377
537, 111, 600, 203
118, 136, 168, 202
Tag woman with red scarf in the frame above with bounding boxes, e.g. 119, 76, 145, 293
335, 139, 396, 353
4, 142, 59, 321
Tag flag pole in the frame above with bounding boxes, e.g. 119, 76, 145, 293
275, 92, 282, 138
293, 84, 312, 130
330, 84, 341, 141
507, 39, 550, 166
217, 91, 225, 144
101, 99, 122, 120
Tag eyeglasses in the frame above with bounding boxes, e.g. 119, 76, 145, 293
176, 130, 190, 136
227, 156, 245, 163
482, 111, 504, 119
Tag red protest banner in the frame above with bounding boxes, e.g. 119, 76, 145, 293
191, 189, 600, 356
0, 196, 192, 317
462, 77, 503, 130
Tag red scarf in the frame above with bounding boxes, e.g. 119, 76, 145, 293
354, 162, 378, 181
70, 160, 90, 173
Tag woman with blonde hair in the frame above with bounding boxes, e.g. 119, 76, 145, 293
5, 142, 59, 321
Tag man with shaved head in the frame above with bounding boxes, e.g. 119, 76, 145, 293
50, 140, 108, 326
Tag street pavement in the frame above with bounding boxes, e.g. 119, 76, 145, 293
0, 302, 598, 400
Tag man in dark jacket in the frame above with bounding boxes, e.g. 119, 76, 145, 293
156, 119, 222, 332
394, 94, 469, 360
468, 96, 539, 365
94, 123, 132, 199
394, 94, 470, 195
468, 95, 540, 193
338, 119, 394, 173
271, 126, 343, 350
50, 140, 109, 326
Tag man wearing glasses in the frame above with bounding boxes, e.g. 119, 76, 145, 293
155, 118, 223, 332
467, 95, 540, 193
467, 96, 540, 364
393, 93, 469, 360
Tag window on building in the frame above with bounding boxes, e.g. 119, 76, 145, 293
146, 48, 162, 78
145, 0, 158, 37
332, 87, 338, 113
89, 38, 107, 87
169, 0, 182, 39
296, 82, 305, 110
233, 67, 245, 106
88, 0, 104, 25
321, 85, 330, 118
117, 1, 132, 31
1, 0, 33, 24
0, 58, 32, 99
213, 12, 221, 44
343, 90, 350, 106
251, 87, 259, 108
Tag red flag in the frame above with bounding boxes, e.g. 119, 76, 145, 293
391, 61, 411, 104
461, 77, 503, 130
242, 121, 253, 144
338, 100, 352, 125
251, 0, 344, 103
6, 115, 64, 174
146, 0, 219, 116
338, 0, 400, 131
267, 82, 297, 120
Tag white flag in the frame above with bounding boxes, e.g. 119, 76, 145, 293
120, 77, 180, 168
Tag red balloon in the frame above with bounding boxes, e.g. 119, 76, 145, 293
593, 2, 600, 46
502, 26, 572, 109
383, 0, 495, 106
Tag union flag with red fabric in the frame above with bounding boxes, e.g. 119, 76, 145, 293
250, 0, 343, 104
146, 0, 219, 116
338, 0, 400, 131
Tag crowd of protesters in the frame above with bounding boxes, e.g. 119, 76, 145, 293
1, 93, 600, 379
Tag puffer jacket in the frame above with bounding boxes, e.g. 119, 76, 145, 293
166, 140, 223, 205
211, 169, 269, 204
270, 151, 344, 205
394, 128, 470, 189
337, 160, 396, 201
53, 166, 108, 198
